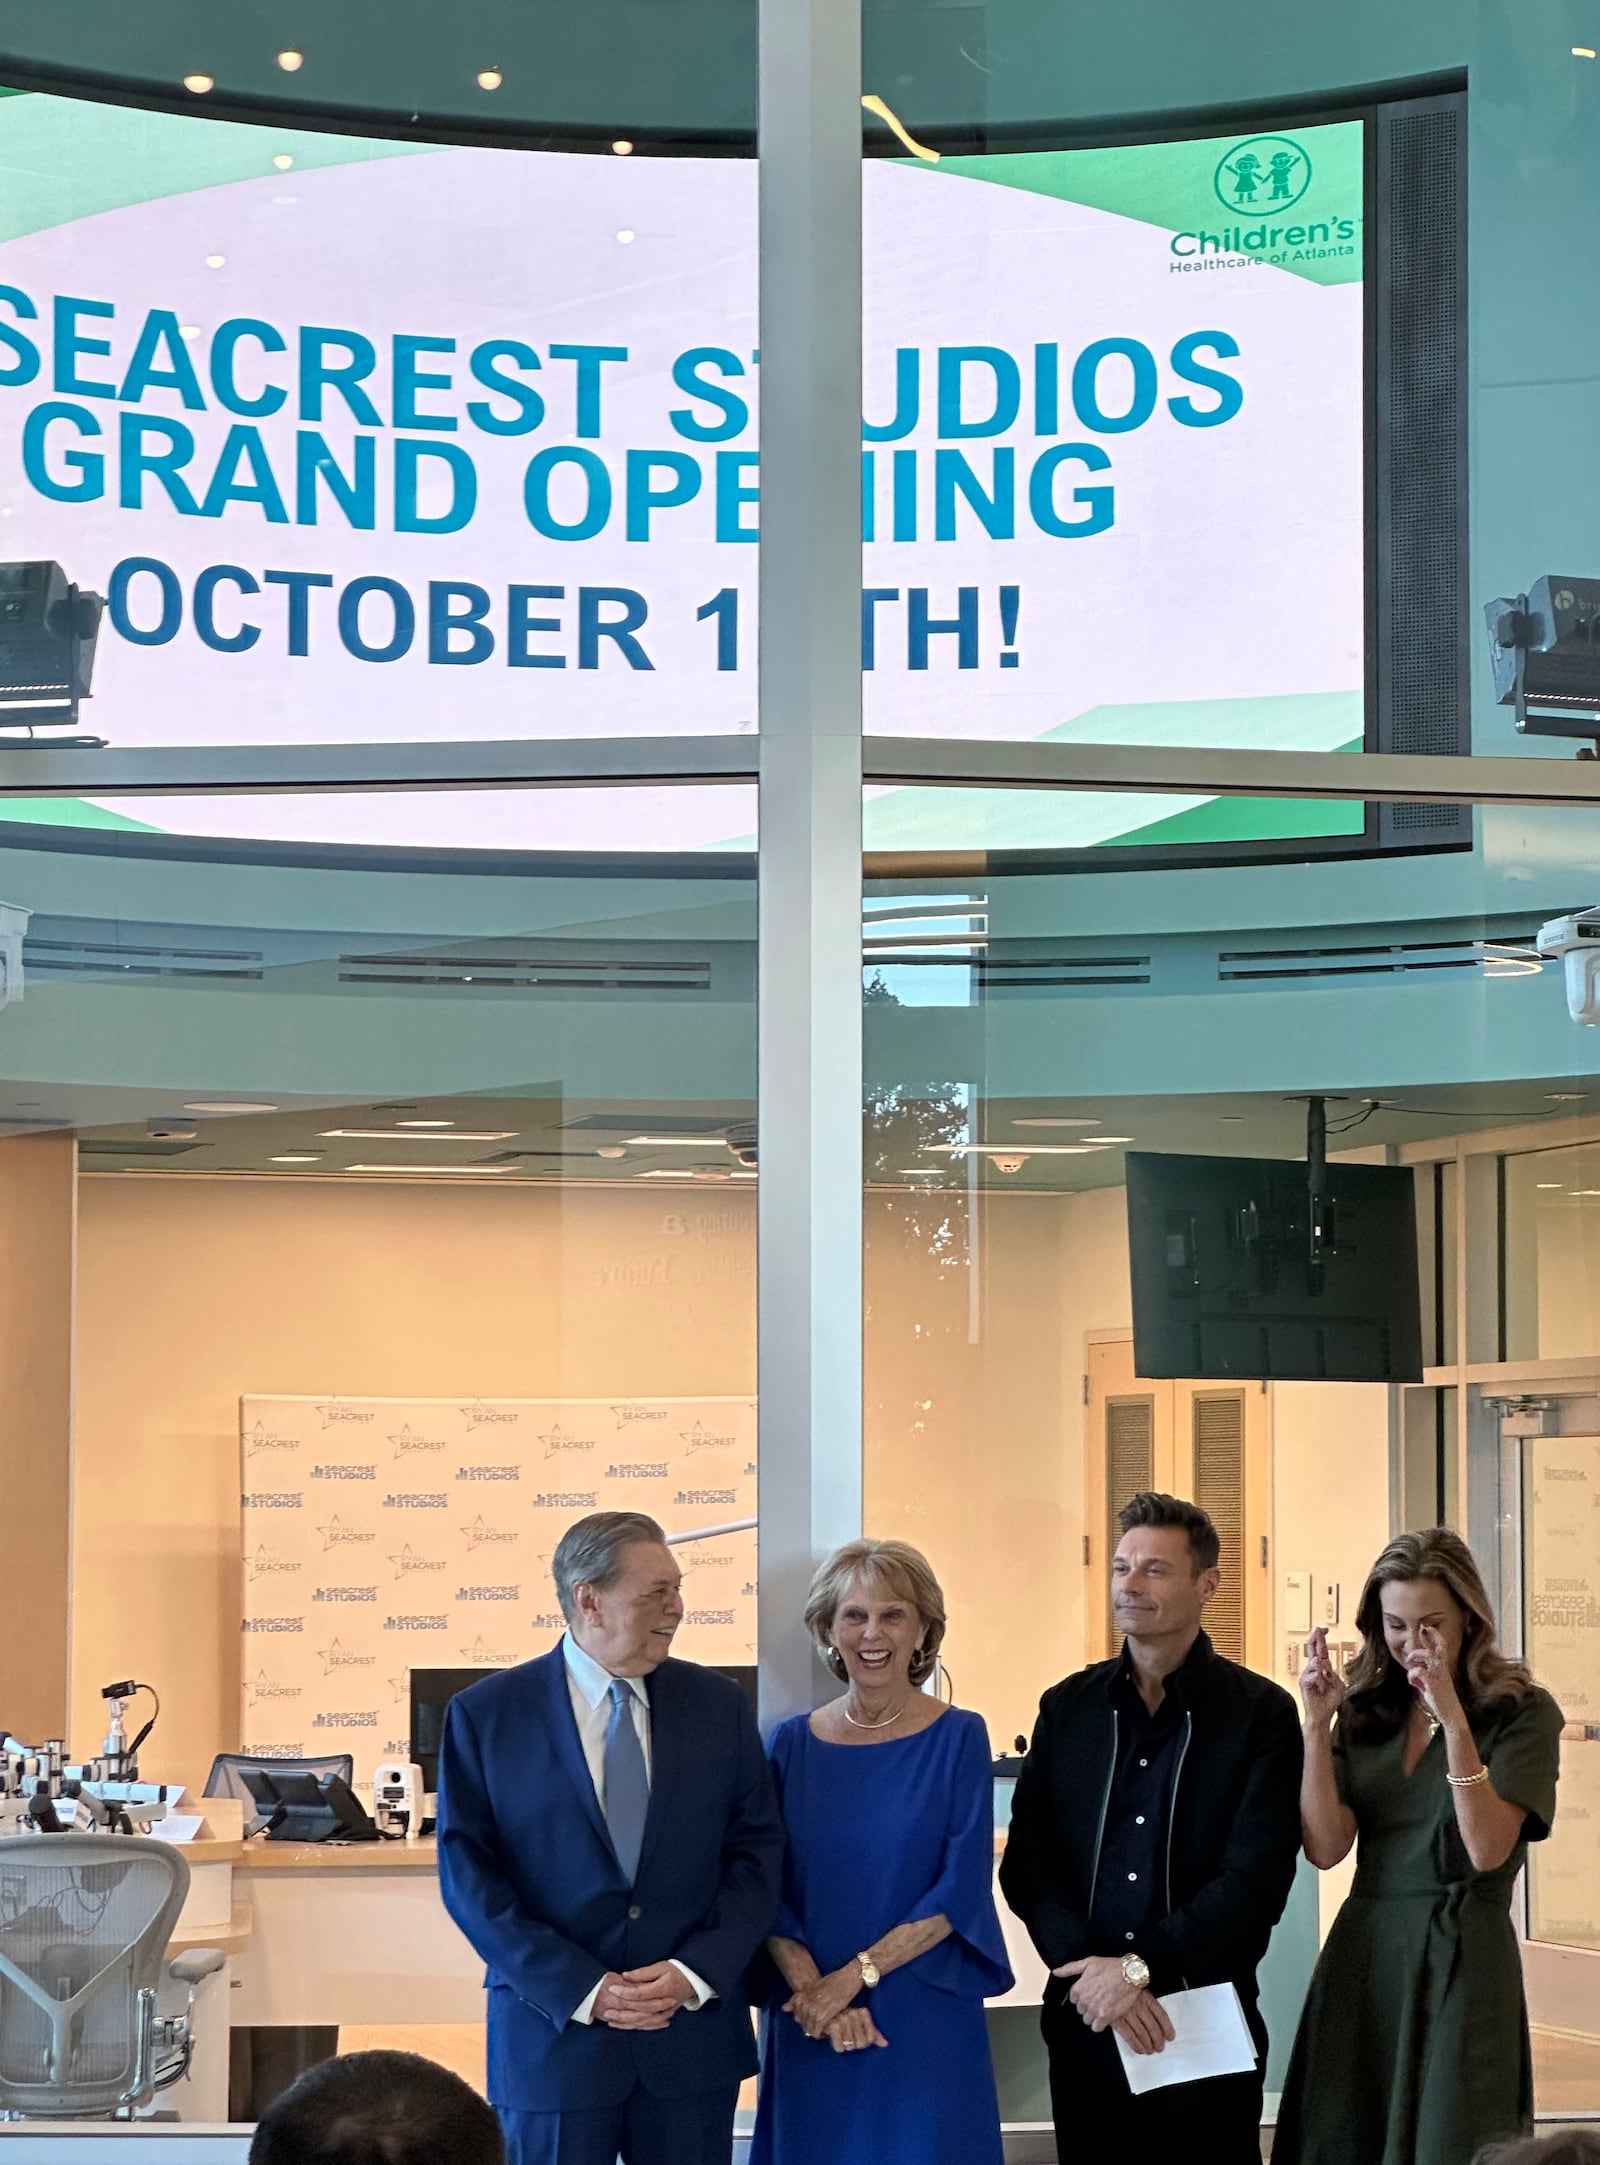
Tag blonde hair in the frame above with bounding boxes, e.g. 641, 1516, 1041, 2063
1342, 1526, 1533, 1743
804, 1539, 947, 1688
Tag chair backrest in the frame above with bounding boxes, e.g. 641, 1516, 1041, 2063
0, 1834, 190, 2117
203, 1752, 355, 1804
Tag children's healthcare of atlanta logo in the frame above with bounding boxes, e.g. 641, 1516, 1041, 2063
1214, 135, 1312, 214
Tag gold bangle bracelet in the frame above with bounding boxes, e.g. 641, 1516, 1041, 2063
1446, 1765, 1491, 1788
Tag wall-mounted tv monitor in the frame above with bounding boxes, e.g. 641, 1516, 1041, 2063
0, 76, 1466, 868
1125, 1150, 1422, 1381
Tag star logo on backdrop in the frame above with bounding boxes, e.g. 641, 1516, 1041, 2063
388, 1543, 447, 1580
317, 1513, 377, 1551
317, 1637, 377, 1676
460, 1636, 514, 1667
460, 1515, 519, 1551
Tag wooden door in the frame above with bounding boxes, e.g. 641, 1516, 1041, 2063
1085, 1341, 1271, 1671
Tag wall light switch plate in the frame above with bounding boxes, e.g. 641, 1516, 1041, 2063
1283, 1571, 1313, 1634
1320, 1581, 1341, 1627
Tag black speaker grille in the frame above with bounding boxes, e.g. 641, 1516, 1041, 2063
1376, 97, 1468, 764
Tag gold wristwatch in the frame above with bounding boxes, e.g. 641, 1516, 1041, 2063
856, 1951, 881, 1989
1121, 1953, 1151, 1989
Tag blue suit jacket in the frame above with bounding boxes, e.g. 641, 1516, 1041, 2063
437, 1646, 783, 2111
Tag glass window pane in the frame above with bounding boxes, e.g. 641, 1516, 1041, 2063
0, 797, 755, 1801
1505, 1142, 1600, 1361
864, 785, 1600, 2116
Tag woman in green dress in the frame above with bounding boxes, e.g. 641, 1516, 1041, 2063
1274, 1527, 1563, 2165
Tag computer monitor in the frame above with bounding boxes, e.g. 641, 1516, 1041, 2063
409, 1668, 499, 1796
711, 1665, 758, 1714
1125, 1151, 1423, 1382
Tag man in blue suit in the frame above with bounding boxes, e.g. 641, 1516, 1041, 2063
438, 1509, 783, 2165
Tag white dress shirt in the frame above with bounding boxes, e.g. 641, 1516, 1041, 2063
561, 1632, 715, 2026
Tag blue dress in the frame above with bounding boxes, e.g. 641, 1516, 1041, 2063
750, 1707, 1013, 2165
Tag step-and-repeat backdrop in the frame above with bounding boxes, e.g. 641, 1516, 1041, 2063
239, 1393, 756, 1784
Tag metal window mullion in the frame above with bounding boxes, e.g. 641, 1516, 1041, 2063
754, 0, 864, 1729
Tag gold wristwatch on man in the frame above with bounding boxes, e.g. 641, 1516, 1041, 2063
1121, 1953, 1151, 1990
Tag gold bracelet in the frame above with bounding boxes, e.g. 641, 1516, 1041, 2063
1446, 1764, 1491, 1788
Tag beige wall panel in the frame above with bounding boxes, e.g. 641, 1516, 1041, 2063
0, 1134, 74, 1739
73, 1177, 755, 1793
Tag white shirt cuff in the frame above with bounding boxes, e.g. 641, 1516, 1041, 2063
670, 1961, 716, 2009
570, 1978, 605, 2026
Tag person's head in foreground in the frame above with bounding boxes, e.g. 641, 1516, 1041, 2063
1476, 2133, 1600, 2164
249, 2050, 505, 2165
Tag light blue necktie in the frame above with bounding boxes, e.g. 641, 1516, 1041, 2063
603, 1677, 650, 1882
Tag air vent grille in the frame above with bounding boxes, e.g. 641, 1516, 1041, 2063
1218, 933, 1538, 985
976, 954, 1152, 992
22, 937, 264, 981
337, 952, 712, 993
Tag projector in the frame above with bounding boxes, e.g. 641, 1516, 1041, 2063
1536, 909, 1600, 1024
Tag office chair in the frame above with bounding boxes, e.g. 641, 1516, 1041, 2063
0, 1835, 224, 2119
203, 1752, 354, 1806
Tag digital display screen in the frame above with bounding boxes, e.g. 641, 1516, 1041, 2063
0, 93, 1365, 854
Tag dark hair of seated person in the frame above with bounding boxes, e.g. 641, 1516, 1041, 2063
249, 2049, 504, 2165
1477, 2132, 1600, 2165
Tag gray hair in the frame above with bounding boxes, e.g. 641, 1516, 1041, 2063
551, 1510, 667, 1625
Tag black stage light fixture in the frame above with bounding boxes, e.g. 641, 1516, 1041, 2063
1485, 575, 1600, 752
0, 561, 106, 748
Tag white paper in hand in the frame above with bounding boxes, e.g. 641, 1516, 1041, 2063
1114, 1983, 1258, 2095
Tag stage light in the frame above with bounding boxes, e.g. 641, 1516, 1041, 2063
1486, 576, 1600, 746
0, 563, 106, 747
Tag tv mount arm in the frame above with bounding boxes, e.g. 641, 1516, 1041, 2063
1307, 1095, 1328, 1278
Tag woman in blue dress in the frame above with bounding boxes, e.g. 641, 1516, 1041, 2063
751, 1538, 1013, 2165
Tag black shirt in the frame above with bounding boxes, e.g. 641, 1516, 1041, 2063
1088, 1640, 1200, 1952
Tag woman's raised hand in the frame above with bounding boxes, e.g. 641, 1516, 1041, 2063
1404, 1620, 1464, 1730
1299, 1626, 1347, 1728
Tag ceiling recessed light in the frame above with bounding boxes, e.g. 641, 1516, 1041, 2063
397, 1118, 455, 1128
596, 1146, 628, 1160
179, 324, 201, 341
1546, 1092, 1588, 1101
183, 73, 214, 94
344, 1162, 515, 1175
625, 1134, 728, 1147
184, 1100, 279, 1115
204, 254, 227, 269
273, 152, 295, 170
1011, 1117, 1102, 1129
1574, 1188, 1600, 1197
277, 49, 304, 71
1536, 1182, 1564, 1189
317, 1127, 516, 1142
477, 67, 503, 89
934, 1141, 1126, 1157
271, 1153, 323, 1164
1573, 44, 1597, 57
612, 139, 634, 155
616, 229, 636, 245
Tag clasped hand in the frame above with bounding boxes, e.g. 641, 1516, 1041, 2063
1053, 1955, 1175, 2057
593, 1962, 696, 2031
784, 1966, 888, 2053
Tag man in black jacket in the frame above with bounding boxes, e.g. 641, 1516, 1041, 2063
1000, 1490, 1303, 2157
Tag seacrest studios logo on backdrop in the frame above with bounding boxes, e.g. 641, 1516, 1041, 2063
241, 1395, 756, 1784
1170, 128, 1359, 272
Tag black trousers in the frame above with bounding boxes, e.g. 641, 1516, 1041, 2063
498, 2082, 740, 2165
1044, 2008, 1265, 2160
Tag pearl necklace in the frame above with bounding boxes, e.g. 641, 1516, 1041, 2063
843, 1696, 909, 1731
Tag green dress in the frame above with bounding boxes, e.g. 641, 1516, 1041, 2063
1274, 1687, 1563, 2165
